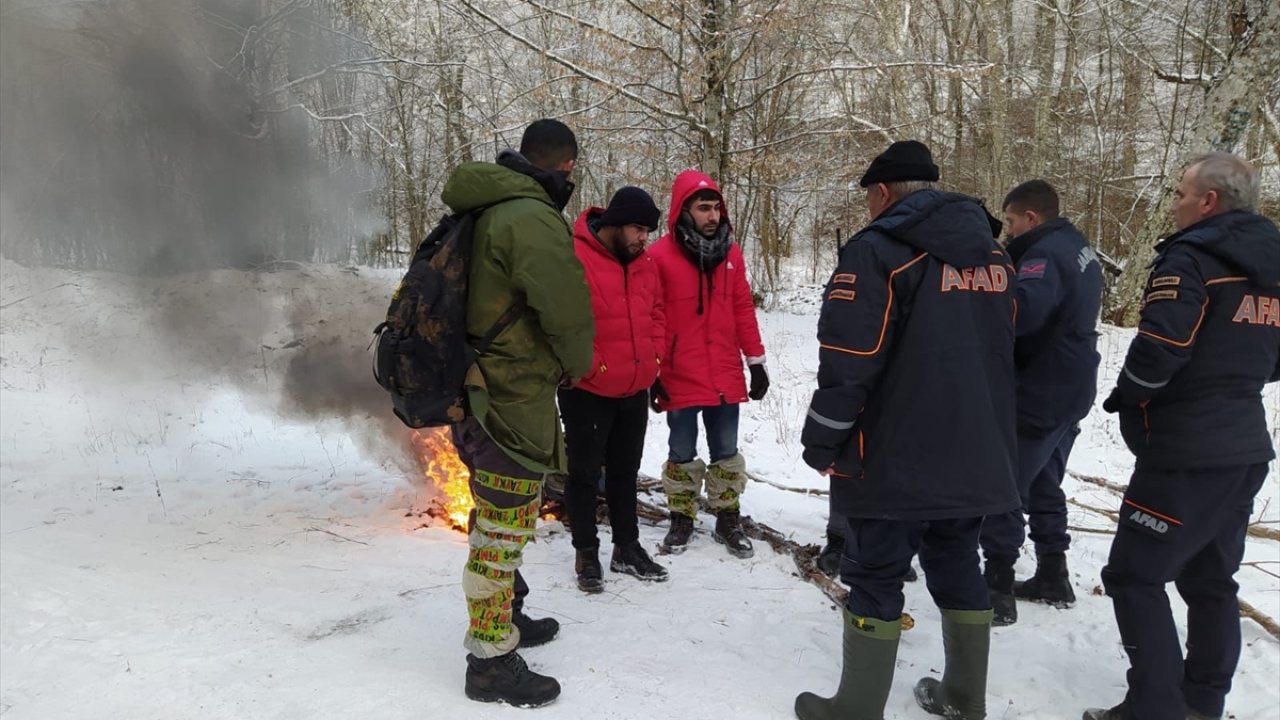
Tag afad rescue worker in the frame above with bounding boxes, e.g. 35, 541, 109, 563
648, 170, 768, 559
978, 179, 1104, 625
1085, 153, 1280, 720
796, 140, 1019, 720
562, 187, 670, 594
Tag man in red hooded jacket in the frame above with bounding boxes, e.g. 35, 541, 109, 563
648, 170, 768, 558
561, 186, 671, 594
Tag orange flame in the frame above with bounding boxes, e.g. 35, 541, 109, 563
411, 428, 473, 531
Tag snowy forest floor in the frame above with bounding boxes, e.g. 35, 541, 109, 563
1, 260, 1277, 719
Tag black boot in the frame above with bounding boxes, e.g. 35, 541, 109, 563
1081, 703, 1126, 720
984, 560, 1017, 626
713, 510, 754, 558
662, 512, 695, 553
1014, 552, 1076, 607
817, 535, 844, 577
513, 610, 559, 648
914, 608, 992, 720
611, 541, 669, 581
575, 548, 604, 594
465, 651, 561, 707
904, 565, 919, 582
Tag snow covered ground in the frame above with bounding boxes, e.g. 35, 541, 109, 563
2, 260, 1277, 719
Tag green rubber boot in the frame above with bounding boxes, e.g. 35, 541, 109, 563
795, 610, 901, 720
914, 608, 992, 719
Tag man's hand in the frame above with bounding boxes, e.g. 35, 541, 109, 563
748, 364, 770, 401
818, 466, 834, 477
649, 380, 669, 413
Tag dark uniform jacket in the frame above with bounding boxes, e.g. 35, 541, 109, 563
1007, 217, 1104, 436
1105, 210, 1280, 470
802, 190, 1020, 520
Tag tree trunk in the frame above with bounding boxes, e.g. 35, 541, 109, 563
1108, 4, 1280, 326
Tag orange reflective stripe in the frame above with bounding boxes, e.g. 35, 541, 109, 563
1205, 276, 1248, 286
1137, 299, 1208, 348
820, 253, 928, 357
1123, 498, 1184, 526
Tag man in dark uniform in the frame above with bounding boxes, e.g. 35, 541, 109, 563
795, 140, 1019, 720
980, 180, 1103, 625
1085, 152, 1280, 720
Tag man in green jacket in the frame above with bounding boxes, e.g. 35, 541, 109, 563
443, 119, 594, 708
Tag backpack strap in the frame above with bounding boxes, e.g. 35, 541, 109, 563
472, 300, 526, 356
466, 196, 530, 357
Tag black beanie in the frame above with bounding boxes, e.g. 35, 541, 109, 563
598, 186, 661, 231
859, 140, 940, 187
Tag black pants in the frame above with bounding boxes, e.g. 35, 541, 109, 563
841, 517, 991, 621
980, 424, 1078, 564
1101, 463, 1267, 719
558, 387, 648, 551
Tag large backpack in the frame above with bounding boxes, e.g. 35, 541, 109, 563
372, 203, 522, 428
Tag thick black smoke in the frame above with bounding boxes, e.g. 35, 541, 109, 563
0, 0, 417, 472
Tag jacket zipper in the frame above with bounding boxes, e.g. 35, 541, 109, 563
624, 265, 639, 390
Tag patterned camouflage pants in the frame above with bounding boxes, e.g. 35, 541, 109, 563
451, 417, 543, 658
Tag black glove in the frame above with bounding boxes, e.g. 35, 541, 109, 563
1101, 387, 1123, 414
748, 364, 769, 401
649, 380, 669, 413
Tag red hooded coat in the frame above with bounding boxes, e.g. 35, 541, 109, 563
572, 207, 665, 398
648, 170, 765, 411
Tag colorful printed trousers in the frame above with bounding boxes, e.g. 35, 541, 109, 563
451, 417, 544, 658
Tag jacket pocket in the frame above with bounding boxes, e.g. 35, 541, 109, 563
667, 335, 679, 370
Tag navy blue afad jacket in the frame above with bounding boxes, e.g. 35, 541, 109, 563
802, 190, 1020, 520
1106, 210, 1280, 470
1006, 217, 1104, 436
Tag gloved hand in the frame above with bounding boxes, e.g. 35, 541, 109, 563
1101, 387, 1123, 414
649, 380, 669, 413
748, 364, 769, 401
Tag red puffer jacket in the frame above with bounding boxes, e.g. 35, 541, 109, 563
572, 207, 665, 398
649, 170, 765, 411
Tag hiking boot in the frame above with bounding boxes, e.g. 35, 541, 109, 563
513, 610, 559, 648
464, 651, 561, 707
713, 509, 754, 559
611, 541, 669, 581
914, 608, 992, 720
662, 512, 695, 554
817, 535, 844, 577
1082, 704, 1127, 720
575, 548, 604, 594
795, 611, 901, 720
984, 560, 1017, 626
904, 564, 919, 582
1014, 552, 1077, 607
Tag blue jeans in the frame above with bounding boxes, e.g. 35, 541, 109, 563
666, 402, 740, 463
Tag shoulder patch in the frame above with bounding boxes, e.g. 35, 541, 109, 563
832, 273, 857, 286
1151, 275, 1181, 288
1145, 289, 1179, 303
827, 288, 857, 302
1018, 260, 1047, 279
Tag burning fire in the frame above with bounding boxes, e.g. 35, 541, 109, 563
411, 428, 474, 531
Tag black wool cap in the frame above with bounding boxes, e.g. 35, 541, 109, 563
859, 140, 940, 187
599, 186, 661, 231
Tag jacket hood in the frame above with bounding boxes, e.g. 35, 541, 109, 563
666, 169, 731, 238
867, 190, 1003, 267
440, 156, 554, 214
1167, 210, 1280, 287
